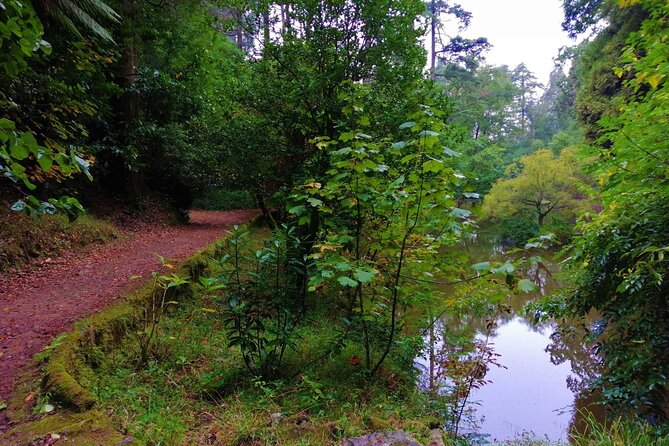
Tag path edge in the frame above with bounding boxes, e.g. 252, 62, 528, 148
1, 215, 263, 445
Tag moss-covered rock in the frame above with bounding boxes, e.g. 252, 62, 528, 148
1, 410, 133, 446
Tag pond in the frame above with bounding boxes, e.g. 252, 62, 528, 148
416, 234, 599, 444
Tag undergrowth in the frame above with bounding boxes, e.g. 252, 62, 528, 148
92, 294, 433, 445
0, 207, 117, 271
192, 189, 255, 211
570, 415, 669, 446
89, 228, 435, 445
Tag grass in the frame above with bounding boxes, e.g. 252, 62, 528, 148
570, 415, 669, 446
0, 207, 117, 271
90, 292, 435, 446
84, 227, 438, 445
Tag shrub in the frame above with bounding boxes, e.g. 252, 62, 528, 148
497, 216, 539, 247
192, 189, 255, 211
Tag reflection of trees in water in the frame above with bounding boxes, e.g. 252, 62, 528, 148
547, 318, 601, 394
546, 314, 606, 438
421, 234, 603, 438
418, 307, 507, 436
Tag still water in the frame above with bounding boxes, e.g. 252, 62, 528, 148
470, 318, 572, 442
417, 236, 596, 444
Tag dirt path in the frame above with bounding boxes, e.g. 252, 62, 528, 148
0, 209, 259, 404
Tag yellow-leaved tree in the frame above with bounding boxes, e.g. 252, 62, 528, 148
481, 149, 584, 226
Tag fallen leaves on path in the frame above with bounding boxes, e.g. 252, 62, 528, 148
0, 210, 259, 403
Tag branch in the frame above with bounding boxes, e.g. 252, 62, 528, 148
621, 130, 669, 167
400, 271, 492, 286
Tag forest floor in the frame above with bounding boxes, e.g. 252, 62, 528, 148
0, 209, 259, 409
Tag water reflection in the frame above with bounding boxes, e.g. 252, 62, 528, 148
417, 235, 600, 443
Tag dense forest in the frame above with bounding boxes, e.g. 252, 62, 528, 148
1, 0, 668, 444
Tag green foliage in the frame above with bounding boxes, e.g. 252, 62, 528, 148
551, 0, 669, 422
481, 149, 585, 226
88, 239, 434, 445
0, 1, 93, 217
456, 142, 506, 195
192, 188, 255, 211
36, 0, 120, 42
209, 225, 311, 379
440, 64, 520, 142
571, 414, 669, 445
0, 0, 51, 76
287, 95, 473, 376
496, 215, 540, 247
137, 256, 189, 365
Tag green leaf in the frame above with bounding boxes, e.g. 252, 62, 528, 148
37, 152, 53, 171
472, 262, 490, 271
451, 208, 472, 219
0, 119, 16, 131
362, 159, 377, 170
333, 147, 351, 156
493, 262, 515, 275
307, 197, 323, 207
399, 121, 416, 130
74, 155, 92, 180
353, 270, 375, 284
423, 159, 443, 173
517, 279, 539, 293
443, 147, 461, 157
9, 142, 28, 160
288, 205, 307, 215
337, 276, 358, 287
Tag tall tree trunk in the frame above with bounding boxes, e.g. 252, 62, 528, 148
118, 0, 143, 208
235, 9, 244, 50
263, 6, 270, 47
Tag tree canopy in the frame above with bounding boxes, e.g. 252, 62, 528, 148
481, 148, 584, 226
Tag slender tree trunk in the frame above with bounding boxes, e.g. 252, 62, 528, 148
430, 0, 436, 79
428, 306, 436, 391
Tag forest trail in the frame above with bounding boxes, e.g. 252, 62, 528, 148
0, 209, 259, 403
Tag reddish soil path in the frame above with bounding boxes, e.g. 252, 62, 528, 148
0, 209, 259, 404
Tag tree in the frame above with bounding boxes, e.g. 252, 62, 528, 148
512, 63, 542, 134
290, 95, 471, 377
218, 0, 430, 224
442, 64, 519, 141
531, 66, 573, 142
426, 1, 490, 77
481, 149, 583, 226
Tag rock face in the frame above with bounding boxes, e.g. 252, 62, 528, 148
343, 431, 422, 446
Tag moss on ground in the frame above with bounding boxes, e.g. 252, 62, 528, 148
2, 410, 130, 445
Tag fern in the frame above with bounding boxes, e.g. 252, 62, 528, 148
39, 0, 120, 42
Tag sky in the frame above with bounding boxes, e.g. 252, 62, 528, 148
456, 0, 577, 86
